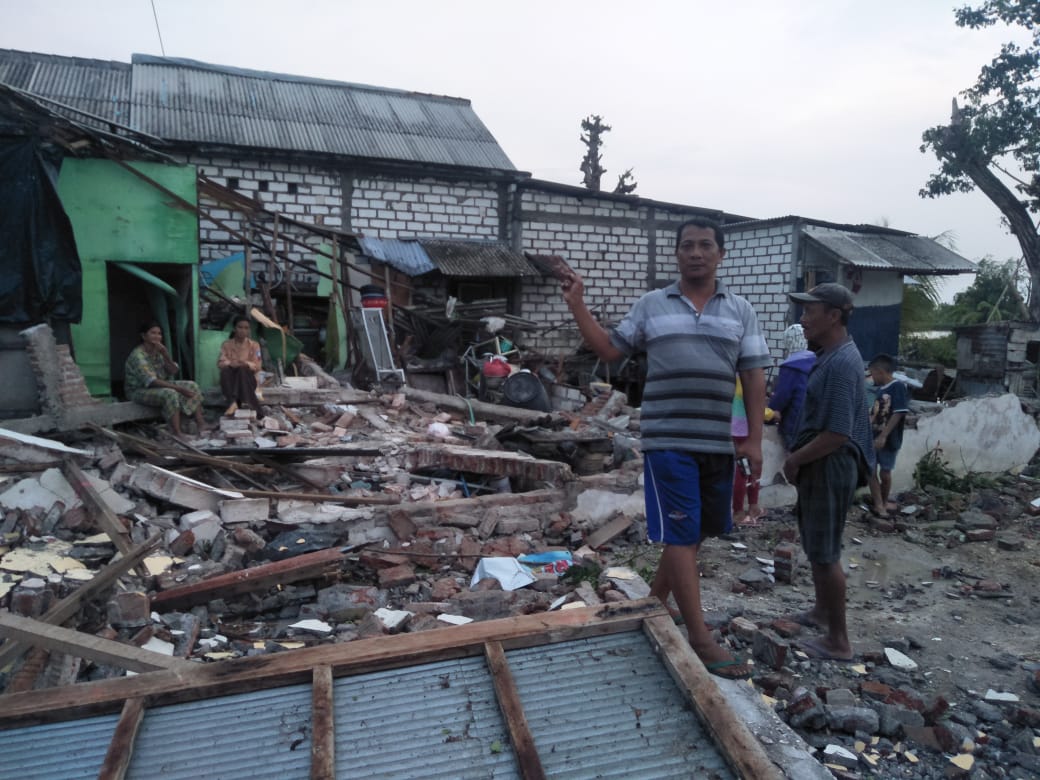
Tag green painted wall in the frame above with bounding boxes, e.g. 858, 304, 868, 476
57, 159, 199, 396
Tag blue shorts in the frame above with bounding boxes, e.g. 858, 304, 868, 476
876, 446, 899, 472
644, 450, 734, 546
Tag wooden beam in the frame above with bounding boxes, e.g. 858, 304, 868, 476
0, 532, 162, 671
643, 616, 783, 780
310, 665, 335, 780
402, 387, 563, 426
0, 599, 667, 728
0, 613, 196, 675
235, 488, 399, 506
63, 460, 150, 580
151, 547, 347, 612
484, 641, 545, 780
97, 697, 146, 780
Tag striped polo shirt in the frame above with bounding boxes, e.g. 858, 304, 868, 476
610, 280, 772, 454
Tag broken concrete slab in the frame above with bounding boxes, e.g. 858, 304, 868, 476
128, 464, 243, 512
405, 444, 573, 485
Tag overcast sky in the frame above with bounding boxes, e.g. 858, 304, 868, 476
2, 0, 1031, 299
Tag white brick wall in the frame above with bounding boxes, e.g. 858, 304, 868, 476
721, 223, 796, 358
184, 153, 342, 286
352, 176, 499, 240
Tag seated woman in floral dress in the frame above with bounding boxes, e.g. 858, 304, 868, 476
124, 320, 208, 437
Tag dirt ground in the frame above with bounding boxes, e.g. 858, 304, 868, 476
603, 477, 1040, 778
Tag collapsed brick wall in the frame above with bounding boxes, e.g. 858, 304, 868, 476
22, 324, 99, 417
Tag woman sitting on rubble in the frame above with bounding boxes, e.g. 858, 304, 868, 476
217, 314, 264, 418
125, 320, 208, 438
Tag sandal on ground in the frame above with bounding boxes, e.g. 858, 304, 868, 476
704, 656, 753, 679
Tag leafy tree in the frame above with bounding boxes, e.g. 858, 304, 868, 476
920, 1, 1040, 319
938, 257, 1028, 324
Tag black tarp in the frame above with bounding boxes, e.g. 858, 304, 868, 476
0, 137, 82, 323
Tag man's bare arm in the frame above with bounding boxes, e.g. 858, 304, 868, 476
561, 271, 623, 363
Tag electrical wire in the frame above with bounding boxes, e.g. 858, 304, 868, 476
150, 0, 166, 56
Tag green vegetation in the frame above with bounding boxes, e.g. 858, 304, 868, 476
920, 1, 1040, 320
913, 445, 996, 493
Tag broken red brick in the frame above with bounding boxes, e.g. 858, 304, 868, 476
860, 680, 895, 701
974, 579, 1003, 592
966, 529, 995, 542
108, 591, 151, 628
752, 629, 789, 671
923, 695, 949, 725
458, 537, 482, 572
359, 551, 410, 570
59, 505, 93, 532
431, 578, 461, 600
168, 529, 196, 557
770, 618, 803, 639
387, 509, 417, 541
230, 527, 267, 554
378, 563, 417, 589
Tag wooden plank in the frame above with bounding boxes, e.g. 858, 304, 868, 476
0, 599, 667, 728
0, 613, 196, 675
0, 532, 162, 671
643, 616, 783, 780
150, 547, 347, 611
310, 665, 335, 780
584, 514, 634, 550
97, 697, 146, 780
63, 460, 150, 580
235, 488, 399, 506
484, 641, 546, 780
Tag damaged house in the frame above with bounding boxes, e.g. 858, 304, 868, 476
3, 48, 1040, 780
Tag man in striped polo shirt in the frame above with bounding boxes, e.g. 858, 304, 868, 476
783, 283, 875, 661
561, 218, 770, 677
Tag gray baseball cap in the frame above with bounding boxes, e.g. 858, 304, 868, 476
789, 283, 854, 311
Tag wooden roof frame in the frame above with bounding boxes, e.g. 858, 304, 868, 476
0, 598, 781, 780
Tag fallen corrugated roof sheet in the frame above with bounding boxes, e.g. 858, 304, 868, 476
359, 238, 542, 278
357, 236, 437, 276
421, 240, 541, 278
803, 226, 976, 274
0, 600, 782, 779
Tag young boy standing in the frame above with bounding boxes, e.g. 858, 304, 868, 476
868, 354, 909, 517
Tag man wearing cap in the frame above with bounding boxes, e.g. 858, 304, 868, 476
783, 283, 875, 661
560, 218, 771, 678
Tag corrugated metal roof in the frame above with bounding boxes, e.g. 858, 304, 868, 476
0, 631, 734, 779
332, 655, 519, 778
0, 49, 515, 171
358, 236, 436, 276
421, 240, 542, 278
358, 238, 541, 278
804, 226, 976, 274
509, 632, 734, 778
0, 49, 131, 127
2, 711, 118, 780
129, 55, 515, 171
124, 683, 313, 779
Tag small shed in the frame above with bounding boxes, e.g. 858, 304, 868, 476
954, 320, 1040, 397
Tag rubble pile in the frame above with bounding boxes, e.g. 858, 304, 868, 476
0, 385, 645, 688
1, 385, 1039, 778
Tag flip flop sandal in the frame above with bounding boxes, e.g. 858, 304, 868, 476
704, 657, 753, 679
799, 637, 854, 663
